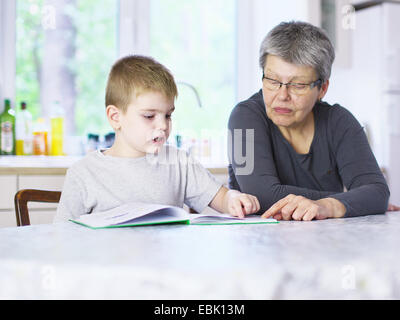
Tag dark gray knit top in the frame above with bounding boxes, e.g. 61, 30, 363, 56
228, 90, 389, 217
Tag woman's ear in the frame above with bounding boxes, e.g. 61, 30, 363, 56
318, 79, 330, 101
106, 105, 121, 131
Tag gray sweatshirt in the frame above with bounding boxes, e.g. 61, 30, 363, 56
54, 146, 222, 222
228, 90, 389, 217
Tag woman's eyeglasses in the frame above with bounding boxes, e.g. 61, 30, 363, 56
262, 73, 322, 95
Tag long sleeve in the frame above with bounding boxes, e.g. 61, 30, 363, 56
228, 98, 334, 213
228, 91, 389, 217
326, 107, 389, 217
54, 168, 88, 222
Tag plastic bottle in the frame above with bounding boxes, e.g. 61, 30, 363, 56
50, 100, 64, 156
175, 134, 182, 148
189, 138, 199, 158
0, 99, 16, 155
33, 118, 49, 155
16, 101, 33, 155
202, 138, 211, 158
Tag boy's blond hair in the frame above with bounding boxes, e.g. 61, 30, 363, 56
105, 55, 178, 113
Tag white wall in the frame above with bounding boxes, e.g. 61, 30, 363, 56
236, 0, 320, 103
324, 4, 386, 165
325, 1, 400, 204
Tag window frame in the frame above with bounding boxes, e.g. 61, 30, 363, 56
1, 0, 243, 113
0, 0, 16, 110
118, 0, 150, 57
1, 0, 318, 114
0, 0, 149, 113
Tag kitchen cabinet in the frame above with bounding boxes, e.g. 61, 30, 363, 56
0, 156, 75, 227
0, 173, 65, 228
0, 175, 17, 210
0, 156, 228, 227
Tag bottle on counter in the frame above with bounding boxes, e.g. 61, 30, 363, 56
33, 118, 49, 155
0, 99, 16, 155
175, 134, 182, 148
16, 101, 33, 155
50, 100, 64, 156
188, 138, 199, 158
202, 138, 211, 158
86, 133, 99, 153
104, 132, 115, 149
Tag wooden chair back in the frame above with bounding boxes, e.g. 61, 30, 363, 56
14, 189, 61, 226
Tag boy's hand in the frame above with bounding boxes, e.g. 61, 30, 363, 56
225, 190, 260, 218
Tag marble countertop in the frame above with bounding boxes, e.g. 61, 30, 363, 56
1, 213, 400, 299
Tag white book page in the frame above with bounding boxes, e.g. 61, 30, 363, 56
73, 203, 179, 228
190, 213, 277, 224
122, 207, 189, 225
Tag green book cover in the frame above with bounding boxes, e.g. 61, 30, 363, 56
69, 202, 278, 229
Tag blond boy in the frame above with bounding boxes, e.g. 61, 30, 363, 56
54, 55, 260, 222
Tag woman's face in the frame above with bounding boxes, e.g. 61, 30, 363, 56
262, 55, 328, 130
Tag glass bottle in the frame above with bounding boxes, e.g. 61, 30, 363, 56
33, 118, 49, 155
0, 99, 16, 155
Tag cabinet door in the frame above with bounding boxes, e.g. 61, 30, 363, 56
0, 209, 58, 228
0, 210, 18, 228
18, 175, 65, 209
0, 175, 18, 209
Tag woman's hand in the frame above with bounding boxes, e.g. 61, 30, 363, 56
261, 194, 346, 221
387, 203, 400, 212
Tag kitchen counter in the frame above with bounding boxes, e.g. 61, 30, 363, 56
0, 155, 228, 175
1, 213, 400, 299
0, 156, 83, 175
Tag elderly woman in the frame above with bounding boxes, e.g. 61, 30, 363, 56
228, 21, 390, 221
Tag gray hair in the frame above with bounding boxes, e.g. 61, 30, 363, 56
259, 21, 335, 82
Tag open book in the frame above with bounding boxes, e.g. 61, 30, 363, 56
70, 202, 278, 229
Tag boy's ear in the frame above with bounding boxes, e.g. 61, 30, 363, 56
106, 105, 121, 131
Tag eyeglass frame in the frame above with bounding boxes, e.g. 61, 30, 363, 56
262, 72, 322, 94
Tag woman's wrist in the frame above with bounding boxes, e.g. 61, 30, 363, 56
317, 197, 346, 218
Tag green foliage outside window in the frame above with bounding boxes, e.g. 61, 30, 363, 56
150, 0, 236, 140
16, 0, 117, 136
16, 0, 235, 151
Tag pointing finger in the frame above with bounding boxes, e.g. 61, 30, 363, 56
261, 197, 290, 218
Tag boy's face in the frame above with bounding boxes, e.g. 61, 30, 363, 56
110, 90, 175, 158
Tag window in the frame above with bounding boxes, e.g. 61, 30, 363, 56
149, 0, 236, 164
16, 0, 118, 138
6, 0, 243, 162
